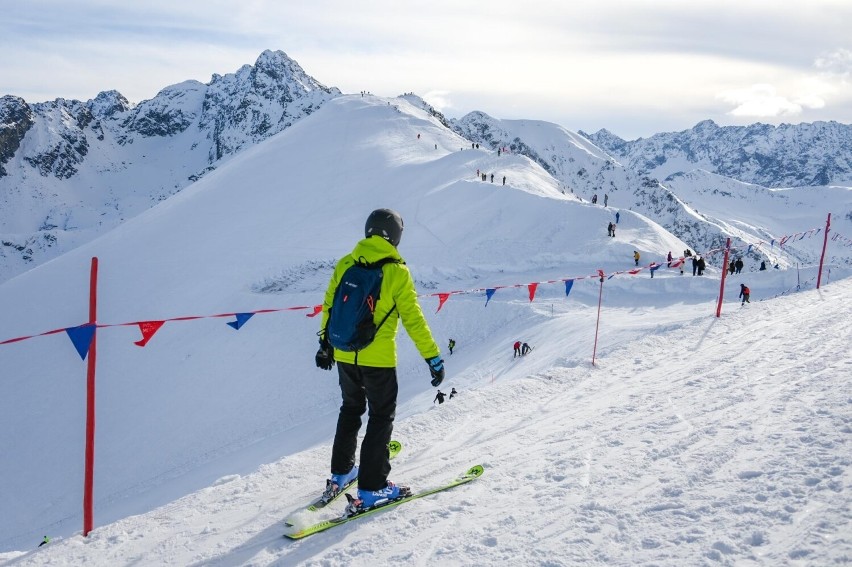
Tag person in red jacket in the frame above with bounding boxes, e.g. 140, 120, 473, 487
513, 341, 521, 358
739, 283, 751, 305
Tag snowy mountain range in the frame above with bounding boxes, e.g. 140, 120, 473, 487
3, 50, 850, 285
1, 51, 850, 565
0, 50, 339, 281
580, 119, 852, 188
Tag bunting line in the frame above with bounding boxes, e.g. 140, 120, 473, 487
1, 223, 845, 348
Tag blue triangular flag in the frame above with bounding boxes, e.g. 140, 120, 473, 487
484, 288, 496, 307
227, 312, 255, 330
66, 324, 96, 360
564, 280, 574, 297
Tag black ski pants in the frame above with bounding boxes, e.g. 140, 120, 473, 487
331, 361, 397, 491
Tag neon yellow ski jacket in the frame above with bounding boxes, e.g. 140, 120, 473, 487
320, 236, 440, 368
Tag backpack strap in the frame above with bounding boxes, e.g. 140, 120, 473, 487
367, 257, 400, 333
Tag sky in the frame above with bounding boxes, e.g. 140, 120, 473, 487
0, 94, 849, 565
2, 0, 851, 139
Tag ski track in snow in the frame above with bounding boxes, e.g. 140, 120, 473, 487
5, 281, 849, 566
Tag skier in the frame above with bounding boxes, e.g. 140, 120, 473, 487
697, 255, 706, 276
604, 193, 609, 207
434, 390, 446, 404
449, 387, 458, 399
615, 211, 620, 224
607, 222, 613, 237
502, 176, 506, 185
667, 251, 673, 267
739, 283, 751, 305
729, 260, 736, 275
315, 208, 443, 514
513, 340, 521, 358
592, 194, 598, 204
634, 250, 640, 266
38, 536, 50, 548
735, 257, 744, 274
448, 338, 456, 355
521, 342, 532, 355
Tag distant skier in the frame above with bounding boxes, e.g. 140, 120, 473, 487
592, 194, 598, 204
729, 260, 736, 275
607, 222, 614, 237
513, 341, 521, 358
521, 342, 532, 355
604, 193, 609, 207
739, 283, 751, 305
502, 175, 506, 185
449, 387, 458, 399
38, 536, 50, 548
634, 250, 640, 266
760, 260, 767, 271
615, 211, 620, 224
697, 255, 706, 276
667, 251, 673, 267
735, 258, 744, 274
448, 338, 456, 355
434, 390, 446, 404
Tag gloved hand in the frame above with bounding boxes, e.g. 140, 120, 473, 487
316, 336, 335, 370
426, 356, 445, 387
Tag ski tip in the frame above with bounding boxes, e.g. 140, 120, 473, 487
466, 464, 485, 477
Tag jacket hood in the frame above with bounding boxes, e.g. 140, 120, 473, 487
349, 236, 403, 264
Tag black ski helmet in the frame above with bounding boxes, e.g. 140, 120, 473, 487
365, 208, 404, 247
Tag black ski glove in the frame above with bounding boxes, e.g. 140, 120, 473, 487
426, 356, 445, 387
316, 336, 335, 371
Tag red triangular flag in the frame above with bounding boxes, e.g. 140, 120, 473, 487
134, 321, 165, 347
527, 283, 538, 302
436, 293, 450, 313
306, 305, 323, 317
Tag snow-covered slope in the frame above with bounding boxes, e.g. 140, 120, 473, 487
1, 87, 850, 565
454, 111, 852, 271
0, 93, 691, 553
3, 240, 850, 565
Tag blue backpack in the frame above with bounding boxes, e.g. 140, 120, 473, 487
326, 258, 398, 352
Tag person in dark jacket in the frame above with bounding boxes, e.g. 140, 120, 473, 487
760, 260, 767, 270
697, 255, 706, 276
735, 258, 744, 274
692, 256, 698, 276
521, 342, 532, 355
449, 387, 458, 399
729, 260, 736, 275
434, 390, 446, 404
739, 283, 750, 305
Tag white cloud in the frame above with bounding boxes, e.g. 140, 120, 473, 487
422, 90, 454, 114
815, 48, 852, 81
717, 84, 814, 117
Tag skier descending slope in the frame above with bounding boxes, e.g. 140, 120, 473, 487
315, 208, 445, 514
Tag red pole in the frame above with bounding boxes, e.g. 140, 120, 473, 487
592, 272, 604, 366
716, 238, 731, 317
817, 213, 831, 289
83, 257, 98, 537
